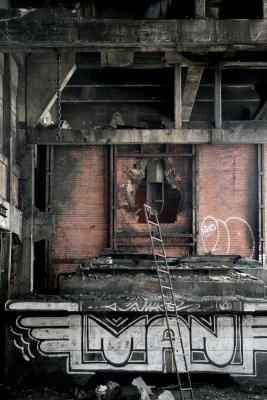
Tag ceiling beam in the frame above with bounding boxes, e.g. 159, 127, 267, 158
212, 128, 267, 144
30, 124, 267, 145
182, 66, 204, 122
2, 16, 267, 51
263, 0, 267, 18
30, 128, 211, 145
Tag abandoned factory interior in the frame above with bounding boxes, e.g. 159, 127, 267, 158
4, 0, 267, 396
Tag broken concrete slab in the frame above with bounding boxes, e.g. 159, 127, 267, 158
132, 377, 152, 400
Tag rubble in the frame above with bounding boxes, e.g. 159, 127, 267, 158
157, 391, 175, 400
95, 385, 108, 400
106, 382, 120, 391
103, 385, 141, 400
132, 377, 153, 400
2, 380, 267, 400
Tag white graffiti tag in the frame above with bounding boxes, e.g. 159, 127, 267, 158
11, 313, 267, 377
200, 216, 255, 258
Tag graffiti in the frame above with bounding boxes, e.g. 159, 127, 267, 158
200, 216, 255, 257
11, 313, 267, 376
100, 300, 202, 313
5, 299, 244, 314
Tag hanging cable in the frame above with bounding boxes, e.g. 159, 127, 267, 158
56, 53, 63, 143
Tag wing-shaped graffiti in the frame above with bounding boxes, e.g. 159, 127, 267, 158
12, 315, 82, 362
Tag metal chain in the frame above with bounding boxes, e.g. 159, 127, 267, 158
56, 53, 63, 143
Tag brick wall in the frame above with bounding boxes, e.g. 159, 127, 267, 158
50, 146, 108, 284
198, 144, 258, 258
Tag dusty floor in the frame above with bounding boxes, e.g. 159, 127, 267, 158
1, 380, 267, 400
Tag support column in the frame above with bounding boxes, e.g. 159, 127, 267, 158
258, 144, 265, 265
195, 0, 206, 18
174, 64, 182, 129
19, 56, 35, 294
214, 65, 222, 129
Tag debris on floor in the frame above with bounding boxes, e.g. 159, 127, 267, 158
157, 390, 175, 400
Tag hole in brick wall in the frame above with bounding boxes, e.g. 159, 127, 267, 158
135, 168, 182, 224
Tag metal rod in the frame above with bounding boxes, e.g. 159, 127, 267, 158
214, 65, 222, 129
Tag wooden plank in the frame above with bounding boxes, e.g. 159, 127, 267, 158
31, 128, 211, 145
174, 65, 182, 129
3, 17, 267, 51
182, 66, 203, 122
214, 65, 222, 129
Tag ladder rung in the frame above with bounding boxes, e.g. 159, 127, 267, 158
158, 268, 169, 274
151, 236, 162, 242
155, 252, 166, 258
148, 220, 159, 227
181, 388, 193, 391
161, 285, 172, 290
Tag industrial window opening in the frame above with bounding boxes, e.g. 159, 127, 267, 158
218, 0, 262, 19
35, 145, 46, 212
135, 159, 183, 224
81, 0, 195, 19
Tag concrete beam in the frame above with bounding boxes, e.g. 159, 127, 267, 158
212, 129, 267, 144
31, 128, 211, 145
31, 125, 267, 145
3, 16, 267, 51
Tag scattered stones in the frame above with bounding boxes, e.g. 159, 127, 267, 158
74, 388, 87, 399
104, 385, 141, 400
106, 381, 120, 391
157, 390, 175, 400
95, 385, 108, 400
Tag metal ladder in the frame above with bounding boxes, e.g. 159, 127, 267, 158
144, 204, 194, 400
